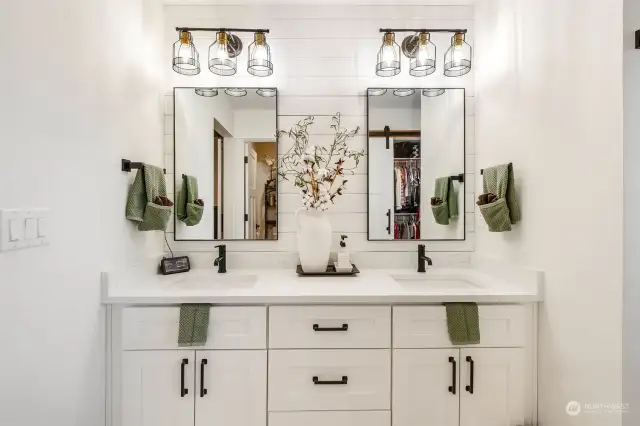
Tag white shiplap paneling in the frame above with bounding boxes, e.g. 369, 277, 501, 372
162, 4, 476, 262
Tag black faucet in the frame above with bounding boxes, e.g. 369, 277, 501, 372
214, 244, 227, 273
417, 244, 432, 273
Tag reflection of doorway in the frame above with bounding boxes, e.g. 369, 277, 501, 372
213, 131, 224, 239
245, 141, 277, 240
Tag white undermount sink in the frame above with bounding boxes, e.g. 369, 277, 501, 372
169, 271, 258, 288
391, 274, 482, 289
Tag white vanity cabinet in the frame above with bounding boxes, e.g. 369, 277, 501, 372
109, 304, 535, 426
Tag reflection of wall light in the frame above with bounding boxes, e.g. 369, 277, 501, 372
422, 89, 445, 97
195, 88, 218, 97
368, 89, 388, 96
256, 88, 277, 97
225, 88, 248, 97
393, 89, 415, 97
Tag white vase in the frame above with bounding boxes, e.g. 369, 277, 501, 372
296, 207, 332, 273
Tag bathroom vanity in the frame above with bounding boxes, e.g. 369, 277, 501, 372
103, 265, 541, 426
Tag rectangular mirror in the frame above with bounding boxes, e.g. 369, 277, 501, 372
367, 88, 465, 241
174, 87, 278, 241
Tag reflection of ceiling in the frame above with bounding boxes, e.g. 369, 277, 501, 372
177, 88, 276, 110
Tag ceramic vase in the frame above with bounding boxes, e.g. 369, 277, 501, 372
295, 207, 332, 273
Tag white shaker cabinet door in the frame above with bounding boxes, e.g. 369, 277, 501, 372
122, 351, 195, 426
459, 348, 526, 426
195, 350, 267, 426
393, 349, 460, 426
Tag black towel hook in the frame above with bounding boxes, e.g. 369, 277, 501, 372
480, 162, 512, 175
122, 159, 166, 174
450, 173, 464, 182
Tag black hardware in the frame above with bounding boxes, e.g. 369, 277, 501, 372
450, 174, 464, 183
214, 244, 227, 273
244, 156, 248, 164
636, 30, 640, 49
313, 324, 348, 332
384, 125, 391, 149
480, 162, 512, 175
417, 244, 433, 273
313, 376, 348, 385
465, 356, 474, 394
386, 209, 391, 234
180, 358, 189, 397
176, 27, 270, 34
244, 213, 249, 222
121, 159, 165, 174
200, 359, 208, 397
379, 28, 467, 34
448, 356, 457, 394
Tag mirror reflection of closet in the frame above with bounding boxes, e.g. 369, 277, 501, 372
173, 87, 278, 241
367, 88, 465, 241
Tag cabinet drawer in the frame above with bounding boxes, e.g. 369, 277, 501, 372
268, 349, 391, 411
121, 306, 266, 350
393, 305, 527, 348
269, 306, 391, 349
269, 411, 390, 426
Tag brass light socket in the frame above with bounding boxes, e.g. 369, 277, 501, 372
454, 32, 465, 46
217, 31, 229, 46
419, 32, 430, 45
180, 30, 191, 45
255, 32, 266, 46
384, 32, 394, 45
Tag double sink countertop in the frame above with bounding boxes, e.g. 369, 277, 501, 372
102, 260, 543, 305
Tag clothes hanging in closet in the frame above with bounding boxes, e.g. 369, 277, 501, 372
394, 160, 421, 212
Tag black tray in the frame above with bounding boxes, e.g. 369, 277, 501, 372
296, 264, 360, 276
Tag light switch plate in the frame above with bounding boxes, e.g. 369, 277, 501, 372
0, 208, 51, 252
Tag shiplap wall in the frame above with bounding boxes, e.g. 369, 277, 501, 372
162, 4, 476, 268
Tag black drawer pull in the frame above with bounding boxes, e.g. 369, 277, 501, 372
180, 358, 189, 397
448, 356, 457, 395
312, 324, 348, 332
465, 356, 474, 394
312, 376, 348, 385
200, 359, 208, 397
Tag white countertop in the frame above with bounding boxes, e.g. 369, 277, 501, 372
102, 263, 543, 305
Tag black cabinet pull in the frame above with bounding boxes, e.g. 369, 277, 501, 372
448, 356, 457, 395
386, 209, 391, 234
200, 359, 208, 397
465, 356, 474, 394
180, 358, 189, 397
313, 324, 348, 332
312, 376, 348, 385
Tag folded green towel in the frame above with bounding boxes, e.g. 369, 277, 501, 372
177, 175, 204, 226
431, 177, 459, 225
178, 304, 212, 347
125, 164, 172, 231
481, 163, 521, 224
444, 303, 480, 345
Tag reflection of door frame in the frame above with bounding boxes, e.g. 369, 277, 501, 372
245, 144, 258, 239
214, 131, 224, 240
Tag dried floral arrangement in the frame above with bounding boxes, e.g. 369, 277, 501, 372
277, 113, 364, 211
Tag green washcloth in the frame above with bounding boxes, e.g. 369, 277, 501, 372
482, 163, 520, 224
178, 304, 212, 347
445, 303, 480, 345
125, 164, 172, 231
176, 175, 204, 226
431, 177, 459, 225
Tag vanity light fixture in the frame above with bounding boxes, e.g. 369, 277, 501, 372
393, 88, 415, 97
225, 88, 248, 97
444, 32, 472, 77
422, 88, 445, 97
172, 30, 200, 76
195, 88, 218, 97
172, 27, 272, 77
256, 88, 277, 97
409, 32, 436, 77
368, 88, 388, 96
376, 28, 471, 77
376, 32, 401, 77
248, 32, 273, 77
209, 31, 237, 76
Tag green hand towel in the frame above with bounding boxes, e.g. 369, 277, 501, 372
431, 177, 459, 225
445, 303, 480, 345
178, 304, 212, 347
482, 163, 521, 224
125, 164, 172, 231
177, 175, 204, 226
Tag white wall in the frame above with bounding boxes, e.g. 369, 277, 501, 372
475, 0, 623, 425
421, 89, 465, 240
162, 4, 476, 266
0, 0, 164, 425
623, 0, 640, 423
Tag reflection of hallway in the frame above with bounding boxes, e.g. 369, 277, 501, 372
248, 141, 277, 239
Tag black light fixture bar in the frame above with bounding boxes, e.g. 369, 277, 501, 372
176, 27, 270, 34
379, 28, 467, 34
